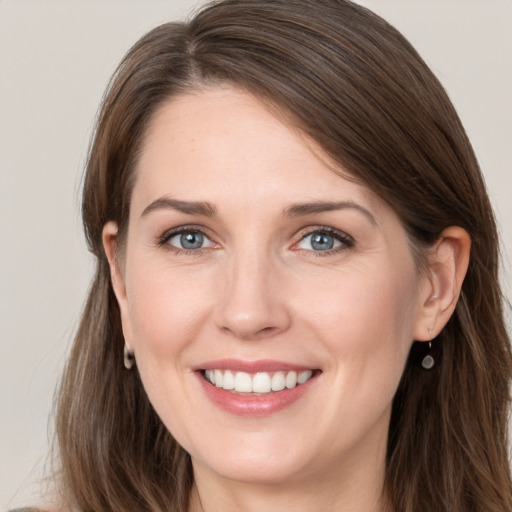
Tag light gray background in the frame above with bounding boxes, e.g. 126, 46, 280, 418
1, 0, 511, 509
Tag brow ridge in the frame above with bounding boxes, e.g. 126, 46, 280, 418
284, 201, 376, 224
141, 198, 217, 218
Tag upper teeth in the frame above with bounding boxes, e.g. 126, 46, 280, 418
204, 369, 313, 394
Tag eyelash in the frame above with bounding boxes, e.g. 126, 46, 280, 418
293, 227, 354, 257
156, 226, 354, 256
156, 225, 215, 256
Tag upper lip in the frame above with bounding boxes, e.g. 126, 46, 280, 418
194, 359, 318, 373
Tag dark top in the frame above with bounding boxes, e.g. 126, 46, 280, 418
8, 509, 43, 512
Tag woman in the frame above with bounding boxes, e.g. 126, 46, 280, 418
12, 0, 512, 511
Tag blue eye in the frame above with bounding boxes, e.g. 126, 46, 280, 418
166, 230, 214, 251
297, 230, 351, 252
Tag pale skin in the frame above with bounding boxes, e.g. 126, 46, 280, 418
103, 86, 471, 512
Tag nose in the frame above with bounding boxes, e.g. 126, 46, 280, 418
214, 249, 291, 341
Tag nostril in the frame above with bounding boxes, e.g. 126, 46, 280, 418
223, 324, 281, 341
214, 282, 292, 340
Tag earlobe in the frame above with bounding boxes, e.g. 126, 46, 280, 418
413, 226, 471, 341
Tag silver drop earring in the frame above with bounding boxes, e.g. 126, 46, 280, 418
124, 344, 135, 370
421, 341, 434, 370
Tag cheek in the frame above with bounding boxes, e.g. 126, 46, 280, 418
122, 261, 212, 436
300, 261, 419, 435
301, 259, 419, 371
124, 257, 213, 360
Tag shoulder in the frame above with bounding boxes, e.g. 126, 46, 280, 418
8, 509, 46, 512
7, 509, 42, 512
7, 502, 65, 512
7, 508, 54, 512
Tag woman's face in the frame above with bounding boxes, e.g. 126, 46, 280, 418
107, 86, 431, 487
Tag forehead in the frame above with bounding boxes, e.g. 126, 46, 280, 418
133, 86, 383, 216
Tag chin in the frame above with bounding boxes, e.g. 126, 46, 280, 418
182, 427, 316, 485
196, 452, 311, 485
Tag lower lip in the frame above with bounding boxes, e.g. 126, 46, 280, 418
196, 372, 318, 417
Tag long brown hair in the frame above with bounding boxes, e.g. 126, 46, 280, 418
54, 1, 512, 510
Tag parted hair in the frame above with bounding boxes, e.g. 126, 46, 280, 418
54, 1, 512, 510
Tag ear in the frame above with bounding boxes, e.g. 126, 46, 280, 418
102, 221, 134, 350
413, 226, 471, 341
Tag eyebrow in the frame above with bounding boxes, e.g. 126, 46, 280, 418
284, 201, 376, 225
140, 197, 375, 225
141, 198, 217, 218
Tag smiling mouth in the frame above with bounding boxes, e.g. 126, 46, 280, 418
201, 369, 318, 394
